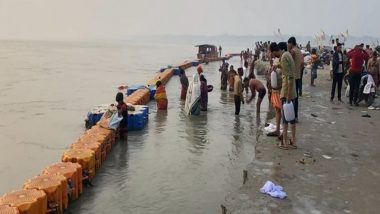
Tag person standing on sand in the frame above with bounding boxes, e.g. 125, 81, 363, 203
228, 65, 237, 92
267, 57, 283, 138
288, 37, 303, 121
310, 48, 319, 87
179, 69, 189, 100
331, 43, 345, 102
234, 69, 244, 115
247, 78, 266, 113
347, 44, 369, 106
269, 42, 297, 150
368, 51, 380, 88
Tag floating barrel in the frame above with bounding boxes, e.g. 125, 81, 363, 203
125, 88, 150, 105
126, 84, 147, 96
173, 68, 181, 76
62, 149, 96, 181
128, 105, 149, 131
76, 133, 107, 162
86, 104, 111, 128
23, 174, 67, 213
148, 85, 156, 100
0, 204, 19, 214
191, 61, 200, 66
0, 189, 47, 214
42, 162, 83, 200
71, 141, 102, 169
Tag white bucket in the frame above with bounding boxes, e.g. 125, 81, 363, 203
283, 101, 295, 121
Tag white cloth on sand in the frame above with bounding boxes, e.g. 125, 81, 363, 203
264, 123, 283, 134
260, 180, 287, 199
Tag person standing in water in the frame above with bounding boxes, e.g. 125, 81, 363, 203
228, 65, 237, 92
331, 43, 345, 102
200, 75, 208, 111
155, 81, 168, 110
219, 60, 229, 90
179, 69, 189, 100
269, 42, 297, 150
219, 45, 222, 57
234, 69, 244, 115
115, 92, 128, 138
247, 78, 266, 113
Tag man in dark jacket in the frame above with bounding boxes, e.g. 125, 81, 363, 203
331, 43, 345, 102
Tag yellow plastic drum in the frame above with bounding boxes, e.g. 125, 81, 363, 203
78, 134, 107, 162
0, 204, 19, 214
62, 149, 96, 181
71, 141, 102, 169
23, 174, 67, 213
42, 162, 83, 200
0, 189, 47, 214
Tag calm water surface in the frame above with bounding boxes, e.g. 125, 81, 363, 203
0, 41, 269, 214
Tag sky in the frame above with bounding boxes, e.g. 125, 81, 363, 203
0, 0, 379, 40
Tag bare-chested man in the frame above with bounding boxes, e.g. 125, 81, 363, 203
247, 78, 266, 113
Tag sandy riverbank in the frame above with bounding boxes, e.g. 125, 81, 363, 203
223, 68, 380, 214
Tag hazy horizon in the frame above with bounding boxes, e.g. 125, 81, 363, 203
1, 0, 379, 41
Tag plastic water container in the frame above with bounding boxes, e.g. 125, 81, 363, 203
283, 101, 295, 121
271, 71, 278, 89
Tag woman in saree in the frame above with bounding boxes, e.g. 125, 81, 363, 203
155, 81, 168, 110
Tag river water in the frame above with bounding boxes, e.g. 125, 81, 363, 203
0, 40, 269, 213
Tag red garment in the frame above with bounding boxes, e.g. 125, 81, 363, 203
347, 48, 369, 72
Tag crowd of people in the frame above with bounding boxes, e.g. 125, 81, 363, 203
119, 38, 379, 146
218, 37, 379, 150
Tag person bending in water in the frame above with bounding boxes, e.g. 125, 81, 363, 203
116, 92, 128, 138
247, 78, 266, 113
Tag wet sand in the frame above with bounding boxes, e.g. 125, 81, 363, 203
224, 68, 380, 213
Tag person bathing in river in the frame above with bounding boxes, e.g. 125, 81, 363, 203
228, 65, 237, 91
247, 78, 266, 113
200, 74, 208, 111
179, 68, 189, 100
219, 60, 229, 90
234, 68, 244, 115
155, 81, 168, 110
